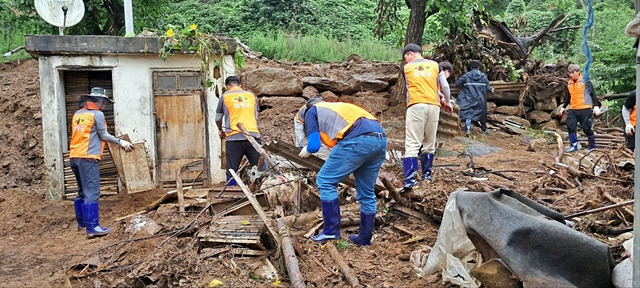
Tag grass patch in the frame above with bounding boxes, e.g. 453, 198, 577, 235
1, 27, 34, 63
244, 30, 400, 63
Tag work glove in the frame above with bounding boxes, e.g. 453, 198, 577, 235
442, 102, 453, 115
119, 139, 133, 152
626, 124, 635, 136
298, 146, 312, 158
559, 107, 566, 117
592, 106, 602, 117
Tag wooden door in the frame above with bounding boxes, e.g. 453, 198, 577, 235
154, 71, 207, 186
155, 93, 206, 184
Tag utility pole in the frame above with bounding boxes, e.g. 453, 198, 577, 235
634, 1, 640, 287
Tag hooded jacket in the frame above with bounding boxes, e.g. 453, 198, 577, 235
455, 69, 492, 121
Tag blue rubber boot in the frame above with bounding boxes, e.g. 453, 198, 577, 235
565, 133, 580, 153
82, 202, 112, 238
465, 119, 472, 135
420, 153, 435, 182
402, 157, 419, 188
587, 135, 596, 151
349, 212, 375, 246
73, 198, 85, 230
310, 199, 341, 243
226, 176, 237, 186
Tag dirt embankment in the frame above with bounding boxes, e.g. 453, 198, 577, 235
0, 59, 44, 189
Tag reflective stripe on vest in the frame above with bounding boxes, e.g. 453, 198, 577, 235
313, 102, 377, 147
568, 76, 593, 110
222, 87, 259, 137
404, 58, 440, 107
70, 105, 105, 160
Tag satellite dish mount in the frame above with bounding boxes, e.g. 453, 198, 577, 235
34, 0, 85, 35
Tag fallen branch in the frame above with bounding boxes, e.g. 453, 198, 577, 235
326, 243, 360, 287
602, 193, 634, 217
543, 131, 564, 163
564, 199, 634, 219
276, 219, 305, 288
114, 186, 191, 221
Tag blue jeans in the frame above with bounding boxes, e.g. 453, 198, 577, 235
70, 158, 101, 203
316, 133, 387, 214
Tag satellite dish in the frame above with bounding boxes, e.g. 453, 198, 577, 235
34, 0, 85, 29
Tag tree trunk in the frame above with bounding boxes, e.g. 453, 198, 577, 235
102, 0, 125, 35
390, 0, 435, 105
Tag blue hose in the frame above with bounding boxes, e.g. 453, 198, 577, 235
581, 0, 594, 81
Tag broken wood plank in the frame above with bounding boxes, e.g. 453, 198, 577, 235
199, 246, 232, 259
263, 140, 385, 193
230, 169, 281, 248
176, 167, 185, 213
325, 243, 359, 287
120, 142, 154, 194
237, 123, 281, 174
277, 219, 305, 288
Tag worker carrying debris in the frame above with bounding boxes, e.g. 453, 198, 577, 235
215, 76, 262, 186
401, 44, 450, 188
560, 64, 602, 152
621, 90, 636, 151
298, 97, 387, 246
70, 87, 133, 238
455, 60, 492, 135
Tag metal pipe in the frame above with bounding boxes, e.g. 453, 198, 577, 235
123, 0, 134, 36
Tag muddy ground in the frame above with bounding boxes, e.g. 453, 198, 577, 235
0, 59, 633, 287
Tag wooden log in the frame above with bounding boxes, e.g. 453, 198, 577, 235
325, 243, 360, 287
230, 169, 281, 248
276, 219, 305, 288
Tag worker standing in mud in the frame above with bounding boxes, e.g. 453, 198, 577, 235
215, 76, 262, 186
622, 90, 636, 152
401, 44, 449, 188
70, 87, 133, 238
560, 64, 602, 152
297, 98, 387, 246
455, 60, 492, 135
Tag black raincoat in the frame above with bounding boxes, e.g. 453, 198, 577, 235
455, 69, 491, 121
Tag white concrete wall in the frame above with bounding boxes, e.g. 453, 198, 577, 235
39, 54, 233, 199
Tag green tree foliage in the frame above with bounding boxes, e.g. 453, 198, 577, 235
583, 0, 636, 94
8, 0, 169, 35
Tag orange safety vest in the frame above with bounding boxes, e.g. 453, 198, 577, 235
222, 87, 259, 137
312, 102, 378, 148
70, 102, 106, 160
404, 58, 440, 107
567, 76, 594, 110
631, 106, 637, 127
